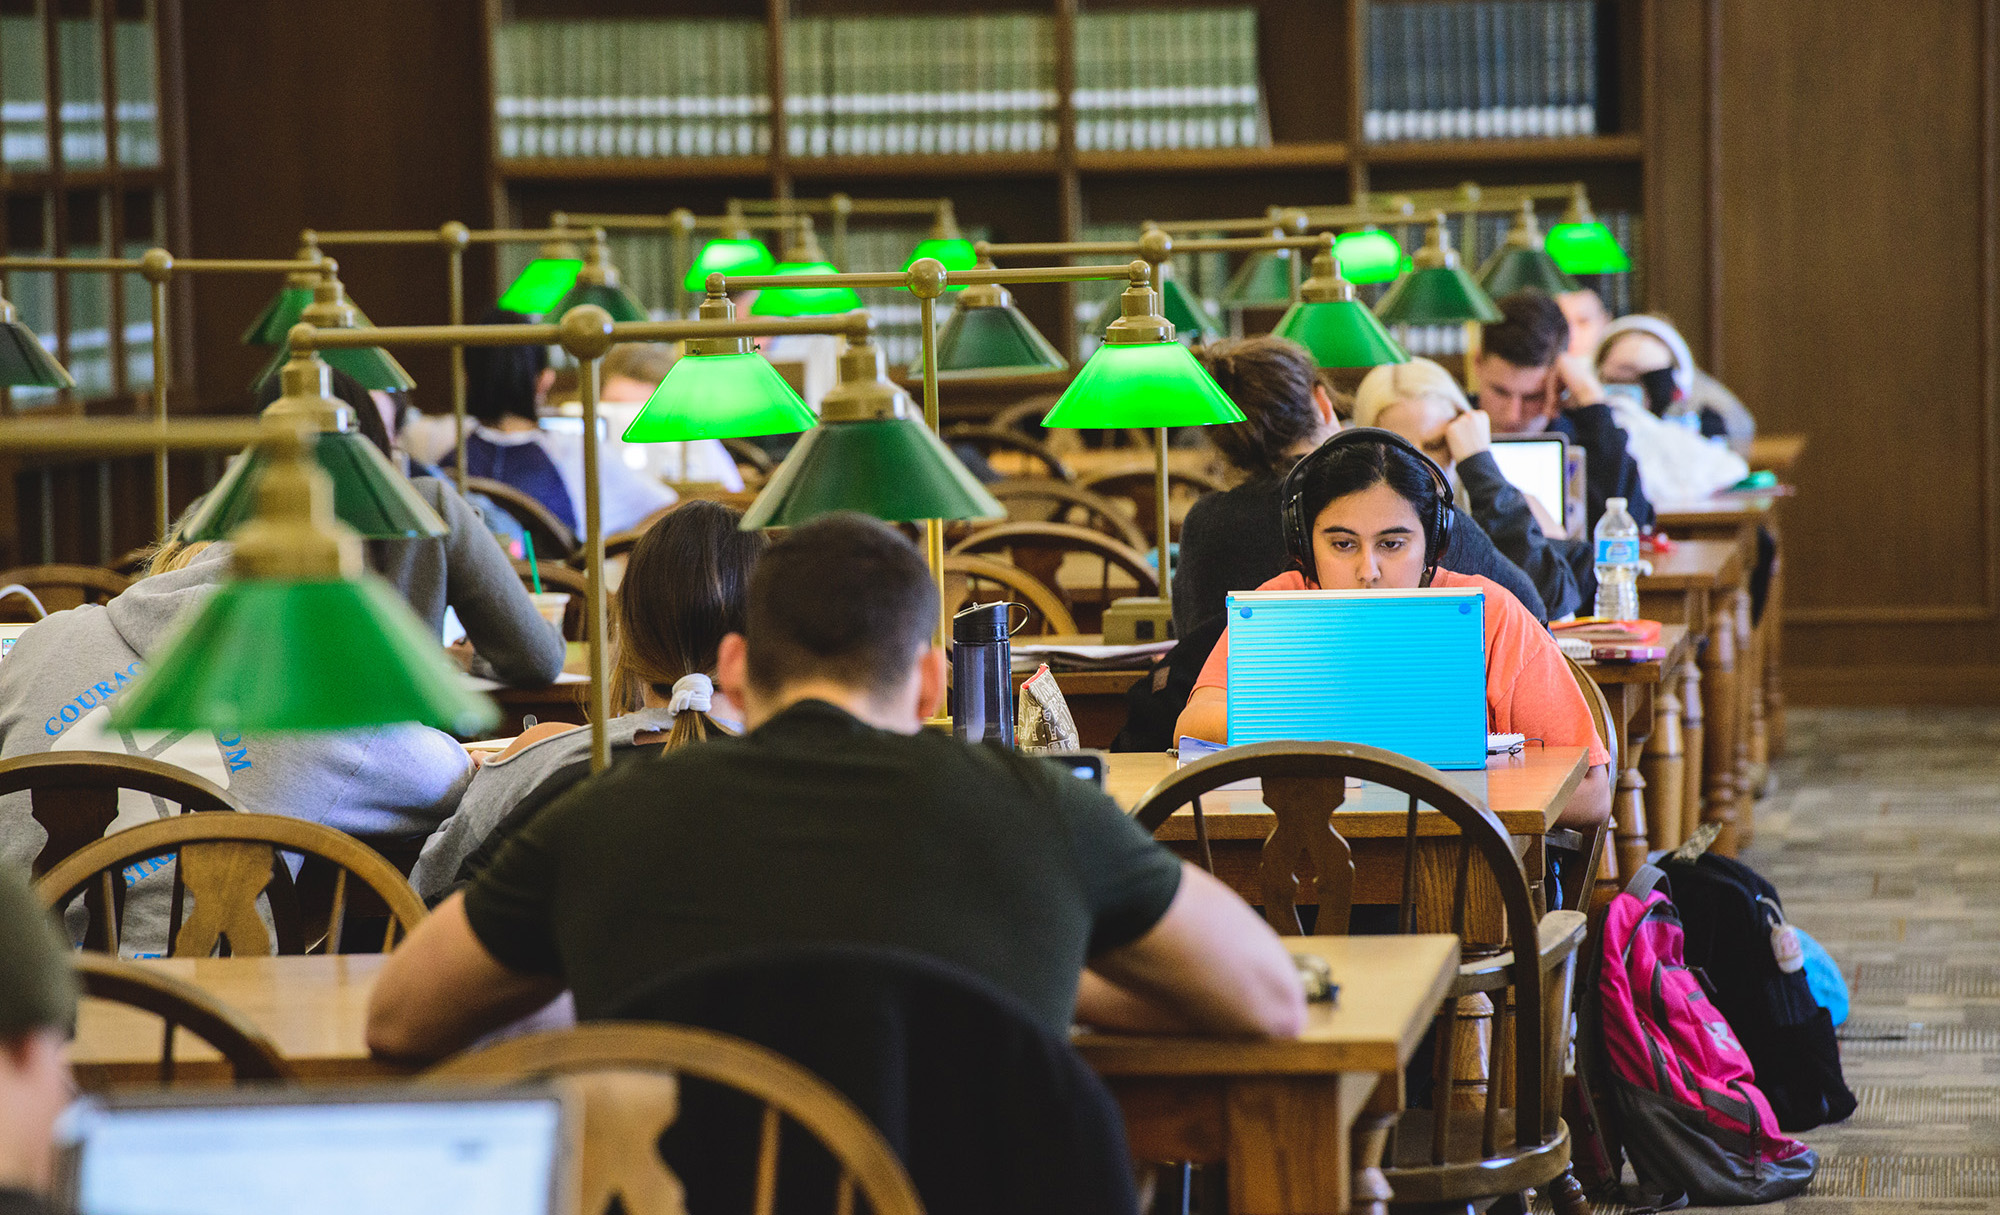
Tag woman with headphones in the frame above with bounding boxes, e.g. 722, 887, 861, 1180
1173, 428, 1612, 829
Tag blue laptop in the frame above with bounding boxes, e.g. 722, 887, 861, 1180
1224, 587, 1488, 769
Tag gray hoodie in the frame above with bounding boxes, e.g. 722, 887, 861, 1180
0, 543, 473, 952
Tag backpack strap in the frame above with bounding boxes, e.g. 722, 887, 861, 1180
1625, 862, 1671, 902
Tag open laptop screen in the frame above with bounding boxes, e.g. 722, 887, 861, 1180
1487, 435, 1570, 539
62, 1088, 566, 1215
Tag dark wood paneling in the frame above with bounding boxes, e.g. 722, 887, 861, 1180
178, 0, 494, 416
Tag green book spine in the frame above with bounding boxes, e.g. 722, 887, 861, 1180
1, 14, 49, 170
113, 17, 158, 167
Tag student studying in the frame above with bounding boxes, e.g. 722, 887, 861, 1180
0, 866, 73, 1215
368, 513, 1306, 1061
1175, 429, 1611, 829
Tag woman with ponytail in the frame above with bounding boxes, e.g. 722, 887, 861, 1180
409, 500, 765, 902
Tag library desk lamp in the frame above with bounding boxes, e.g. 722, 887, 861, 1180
240, 237, 364, 346
1477, 201, 1579, 297
731, 192, 959, 279
1272, 235, 1411, 369
547, 232, 649, 322
250, 263, 414, 394
1334, 228, 1410, 284
0, 247, 333, 539
291, 301, 935, 770
620, 284, 831, 443
1178, 210, 1310, 310
1546, 187, 1632, 276
0, 286, 73, 390
1041, 258, 1245, 626
554, 209, 798, 318
901, 200, 978, 290
935, 246, 1069, 378
179, 349, 448, 544
1375, 213, 1505, 386
0, 416, 491, 735
749, 218, 864, 317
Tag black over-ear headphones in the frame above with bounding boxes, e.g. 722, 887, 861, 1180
1279, 426, 1454, 586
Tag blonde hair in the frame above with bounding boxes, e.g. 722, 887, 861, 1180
601, 342, 678, 386
1351, 357, 1470, 431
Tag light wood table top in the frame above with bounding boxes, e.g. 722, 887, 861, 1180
1748, 434, 1806, 476
1075, 934, 1458, 1076
1654, 494, 1783, 531
1106, 747, 1589, 839
1637, 538, 1743, 590
72, 955, 399, 1084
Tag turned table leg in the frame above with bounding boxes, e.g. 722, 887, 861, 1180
1679, 658, 1705, 846
1643, 677, 1685, 851
1699, 598, 1740, 855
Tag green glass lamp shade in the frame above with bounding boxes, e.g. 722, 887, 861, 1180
621, 351, 816, 442
1041, 341, 1245, 430
555, 280, 650, 323
179, 431, 449, 542
935, 303, 1068, 376
748, 262, 865, 316
111, 574, 497, 735
903, 237, 977, 274
1545, 221, 1631, 275
1478, 244, 1579, 297
252, 340, 415, 394
241, 285, 312, 347
498, 258, 584, 314
1374, 265, 1505, 326
1334, 230, 1409, 284
740, 416, 1004, 529
0, 320, 74, 389
682, 238, 777, 292
1273, 299, 1410, 369
1091, 278, 1222, 343
1219, 249, 1297, 309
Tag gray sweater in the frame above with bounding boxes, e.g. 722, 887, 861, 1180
0, 543, 474, 954
372, 477, 566, 688
410, 710, 676, 902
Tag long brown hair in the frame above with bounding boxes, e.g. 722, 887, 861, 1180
1195, 336, 1333, 479
612, 499, 766, 750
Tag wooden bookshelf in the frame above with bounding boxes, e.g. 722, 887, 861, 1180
480, 0, 1651, 359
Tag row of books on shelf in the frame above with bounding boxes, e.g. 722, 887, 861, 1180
1072, 9, 1266, 153
0, 16, 161, 171
1, 247, 154, 404
1364, 0, 1599, 143
491, 9, 1267, 163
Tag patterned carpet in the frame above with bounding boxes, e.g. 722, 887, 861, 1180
1591, 708, 2000, 1214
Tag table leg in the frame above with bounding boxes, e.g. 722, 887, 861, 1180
1227, 1076, 1363, 1215
1731, 589, 1757, 849
1604, 686, 1648, 883
1680, 658, 1705, 847
1351, 1102, 1396, 1215
1764, 521, 1787, 759
1698, 598, 1740, 855
1643, 677, 1685, 851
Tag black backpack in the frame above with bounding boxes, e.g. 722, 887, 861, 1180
1109, 614, 1226, 752
1656, 852, 1857, 1132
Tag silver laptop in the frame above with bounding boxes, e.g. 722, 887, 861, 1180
59, 1085, 572, 1215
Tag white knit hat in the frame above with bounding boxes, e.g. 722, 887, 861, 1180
1596, 314, 1695, 397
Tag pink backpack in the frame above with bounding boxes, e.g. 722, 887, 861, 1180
1593, 865, 1817, 1205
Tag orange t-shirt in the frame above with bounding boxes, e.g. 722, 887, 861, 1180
1193, 569, 1610, 767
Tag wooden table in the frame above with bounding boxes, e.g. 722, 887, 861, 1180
72, 942, 1458, 1215
1107, 747, 1587, 925
1077, 934, 1459, 1215
1638, 537, 1750, 854
1747, 433, 1807, 479
1578, 623, 1693, 878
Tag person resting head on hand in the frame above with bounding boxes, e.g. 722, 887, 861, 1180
1174, 429, 1611, 829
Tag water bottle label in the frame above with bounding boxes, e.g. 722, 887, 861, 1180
1596, 538, 1639, 565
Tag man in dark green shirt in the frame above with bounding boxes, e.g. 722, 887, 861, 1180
0, 865, 78, 1215
369, 514, 1303, 1060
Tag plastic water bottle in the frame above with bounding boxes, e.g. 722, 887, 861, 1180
1593, 497, 1641, 621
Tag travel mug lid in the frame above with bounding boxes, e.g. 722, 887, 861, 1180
953, 600, 1014, 644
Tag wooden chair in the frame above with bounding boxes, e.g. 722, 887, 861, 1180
720, 437, 775, 489
989, 395, 1062, 437
465, 477, 580, 563
72, 952, 292, 1085
0, 752, 249, 883
1129, 740, 1592, 1215
428, 1023, 924, 1215
942, 424, 1074, 482
1078, 467, 1229, 546
949, 521, 1158, 633
512, 559, 593, 642
36, 813, 428, 957
0, 563, 131, 620
1557, 652, 1618, 910
985, 477, 1150, 550
942, 555, 1078, 636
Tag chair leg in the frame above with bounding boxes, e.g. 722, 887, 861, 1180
1547, 1167, 1594, 1215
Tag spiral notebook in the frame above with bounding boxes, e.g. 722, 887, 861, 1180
1224, 587, 1488, 769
